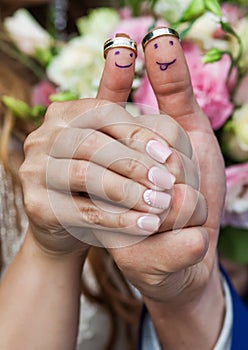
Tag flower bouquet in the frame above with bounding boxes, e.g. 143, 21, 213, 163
1, 0, 248, 263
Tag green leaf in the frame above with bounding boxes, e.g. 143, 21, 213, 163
223, 119, 234, 132
77, 8, 119, 36
34, 47, 54, 67
202, 47, 223, 63
218, 227, 248, 264
1, 96, 32, 118
221, 21, 237, 36
204, 0, 222, 17
124, 0, 144, 16
49, 91, 79, 102
31, 105, 47, 118
179, 0, 205, 22
178, 20, 196, 40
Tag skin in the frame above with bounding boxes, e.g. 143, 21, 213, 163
98, 45, 136, 103
153, 39, 177, 71
0, 29, 226, 349
133, 33, 226, 348
114, 49, 135, 68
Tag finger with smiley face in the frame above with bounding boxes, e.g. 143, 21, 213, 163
143, 27, 200, 126
97, 33, 137, 103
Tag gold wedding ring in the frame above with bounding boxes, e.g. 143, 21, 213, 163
103, 33, 138, 59
142, 27, 180, 50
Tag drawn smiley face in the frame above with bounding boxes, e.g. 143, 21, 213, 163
114, 50, 134, 69
153, 39, 176, 71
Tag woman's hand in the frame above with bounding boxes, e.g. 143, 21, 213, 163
20, 100, 201, 253
19, 36, 206, 256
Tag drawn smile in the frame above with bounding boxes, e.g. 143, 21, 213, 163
156, 58, 177, 71
115, 62, 133, 68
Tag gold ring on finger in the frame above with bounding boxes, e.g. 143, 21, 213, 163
142, 27, 180, 50
103, 33, 138, 59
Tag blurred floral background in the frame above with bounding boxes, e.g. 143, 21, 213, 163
1, 0, 248, 263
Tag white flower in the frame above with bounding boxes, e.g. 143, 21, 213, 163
235, 18, 248, 72
47, 36, 105, 98
222, 104, 248, 162
187, 12, 229, 51
4, 9, 52, 56
154, 0, 191, 23
221, 164, 248, 229
77, 8, 119, 41
232, 103, 248, 151
47, 7, 119, 98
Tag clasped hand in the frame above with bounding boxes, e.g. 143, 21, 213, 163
19, 30, 226, 306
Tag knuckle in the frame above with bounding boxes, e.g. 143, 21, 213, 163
107, 184, 123, 202
23, 131, 39, 155
23, 126, 52, 156
124, 157, 140, 177
82, 130, 100, 151
126, 126, 148, 149
23, 190, 46, 219
81, 205, 102, 225
188, 228, 209, 262
117, 212, 128, 229
70, 161, 87, 189
18, 161, 35, 185
122, 179, 141, 208
19, 155, 47, 189
45, 101, 62, 120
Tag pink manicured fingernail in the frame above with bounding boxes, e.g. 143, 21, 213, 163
148, 166, 175, 189
146, 140, 172, 163
143, 189, 171, 209
137, 215, 160, 232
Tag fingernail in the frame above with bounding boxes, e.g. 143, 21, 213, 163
146, 140, 172, 163
143, 189, 171, 209
137, 215, 160, 232
148, 166, 175, 189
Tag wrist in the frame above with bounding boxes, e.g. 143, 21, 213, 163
26, 225, 90, 263
143, 261, 225, 350
22, 226, 89, 270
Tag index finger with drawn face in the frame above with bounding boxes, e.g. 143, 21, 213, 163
97, 33, 137, 103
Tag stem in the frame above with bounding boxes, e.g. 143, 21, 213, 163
0, 39, 45, 80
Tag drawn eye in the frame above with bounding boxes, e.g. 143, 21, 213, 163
169, 40, 174, 46
115, 50, 120, 55
154, 43, 158, 49
130, 52, 133, 57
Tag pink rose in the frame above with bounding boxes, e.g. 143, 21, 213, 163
113, 16, 168, 60
113, 16, 153, 46
221, 3, 246, 26
31, 81, 56, 107
213, 3, 246, 39
221, 163, 248, 229
183, 41, 234, 129
133, 74, 158, 114
118, 7, 133, 19
113, 16, 166, 46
